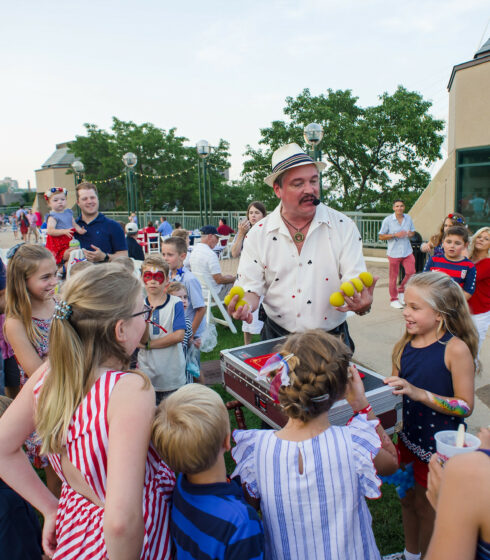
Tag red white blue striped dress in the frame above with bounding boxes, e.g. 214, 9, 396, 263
34, 370, 175, 560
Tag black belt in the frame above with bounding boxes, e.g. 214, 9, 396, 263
259, 306, 355, 352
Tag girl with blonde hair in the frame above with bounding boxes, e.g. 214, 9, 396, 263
4, 244, 60, 494
468, 226, 490, 352
0, 264, 175, 559
384, 271, 478, 560
232, 329, 398, 559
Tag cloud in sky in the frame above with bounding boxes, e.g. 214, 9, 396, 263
0, 0, 488, 187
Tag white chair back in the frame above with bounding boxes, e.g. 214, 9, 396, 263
192, 270, 237, 334
147, 232, 161, 254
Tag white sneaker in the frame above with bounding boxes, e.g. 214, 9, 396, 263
390, 300, 404, 309
398, 293, 405, 304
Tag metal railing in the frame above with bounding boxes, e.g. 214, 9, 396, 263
345, 212, 390, 248
102, 210, 390, 248
0, 206, 389, 249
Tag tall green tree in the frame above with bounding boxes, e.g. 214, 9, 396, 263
68, 118, 234, 213
242, 87, 445, 212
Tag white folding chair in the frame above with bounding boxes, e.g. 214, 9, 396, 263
136, 232, 147, 254
193, 271, 237, 334
147, 232, 161, 254
220, 235, 234, 260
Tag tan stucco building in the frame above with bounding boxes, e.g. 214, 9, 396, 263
411, 39, 490, 237
34, 142, 81, 216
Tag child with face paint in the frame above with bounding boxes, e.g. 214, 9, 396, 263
138, 255, 187, 405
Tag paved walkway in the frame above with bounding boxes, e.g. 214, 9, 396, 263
1, 229, 488, 433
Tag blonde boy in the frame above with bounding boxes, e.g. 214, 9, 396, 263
138, 254, 186, 404
152, 385, 264, 559
161, 237, 206, 344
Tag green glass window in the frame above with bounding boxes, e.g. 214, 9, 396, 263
456, 147, 490, 231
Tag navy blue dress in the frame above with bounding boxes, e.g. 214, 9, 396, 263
399, 332, 463, 463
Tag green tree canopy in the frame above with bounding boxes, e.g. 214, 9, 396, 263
242, 87, 445, 212
69, 117, 245, 213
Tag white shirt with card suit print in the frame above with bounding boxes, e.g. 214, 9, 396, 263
237, 203, 366, 332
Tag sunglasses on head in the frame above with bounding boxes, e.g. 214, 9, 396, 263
143, 271, 166, 284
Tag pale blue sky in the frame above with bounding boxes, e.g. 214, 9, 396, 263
0, 0, 488, 187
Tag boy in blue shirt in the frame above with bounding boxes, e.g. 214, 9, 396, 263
138, 255, 186, 404
152, 384, 264, 560
162, 237, 206, 379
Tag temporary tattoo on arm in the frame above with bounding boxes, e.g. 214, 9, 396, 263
425, 390, 470, 416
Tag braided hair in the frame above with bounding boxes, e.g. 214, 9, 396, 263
277, 329, 352, 423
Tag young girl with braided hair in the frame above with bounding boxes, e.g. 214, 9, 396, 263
384, 271, 478, 560
0, 263, 175, 559
232, 329, 398, 560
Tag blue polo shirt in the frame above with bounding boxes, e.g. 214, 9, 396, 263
379, 213, 415, 258
75, 213, 127, 255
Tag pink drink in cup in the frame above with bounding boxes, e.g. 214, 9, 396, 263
434, 429, 481, 463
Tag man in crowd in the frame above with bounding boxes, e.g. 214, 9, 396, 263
217, 217, 234, 236
157, 216, 173, 237
229, 143, 374, 347
74, 182, 128, 262
125, 222, 145, 261
189, 225, 235, 298
378, 199, 415, 309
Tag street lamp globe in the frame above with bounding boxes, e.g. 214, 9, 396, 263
122, 152, 138, 168
71, 160, 85, 173
196, 140, 211, 158
304, 123, 324, 147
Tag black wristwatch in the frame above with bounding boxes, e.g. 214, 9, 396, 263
103, 253, 110, 262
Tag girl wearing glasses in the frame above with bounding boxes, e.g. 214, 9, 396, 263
0, 263, 175, 559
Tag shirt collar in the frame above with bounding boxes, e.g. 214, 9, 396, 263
266, 202, 332, 234
77, 212, 103, 226
391, 212, 406, 221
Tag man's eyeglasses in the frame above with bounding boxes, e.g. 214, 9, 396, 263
131, 305, 153, 321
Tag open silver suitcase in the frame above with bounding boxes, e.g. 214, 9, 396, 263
221, 337, 402, 433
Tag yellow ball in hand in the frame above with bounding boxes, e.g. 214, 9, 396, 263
359, 271, 374, 287
229, 286, 245, 300
329, 292, 345, 307
350, 278, 364, 292
340, 282, 355, 297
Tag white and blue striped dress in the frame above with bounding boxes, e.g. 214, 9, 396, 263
232, 414, 382, 560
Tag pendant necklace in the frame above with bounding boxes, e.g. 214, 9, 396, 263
281, 213, 314, 243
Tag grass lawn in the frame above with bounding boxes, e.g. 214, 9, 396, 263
203, 319, 405, 556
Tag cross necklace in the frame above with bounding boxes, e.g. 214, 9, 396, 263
281, 212, 314, 243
